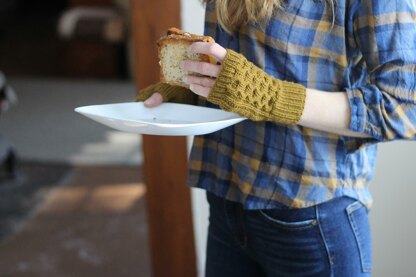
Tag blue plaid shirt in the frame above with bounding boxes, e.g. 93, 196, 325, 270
188, 0, 416, 209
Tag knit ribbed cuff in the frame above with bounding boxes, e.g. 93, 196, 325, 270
136, 83, 159, 102
272, 81, 306, 124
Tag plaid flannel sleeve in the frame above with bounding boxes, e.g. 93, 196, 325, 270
346, 0, 416, 141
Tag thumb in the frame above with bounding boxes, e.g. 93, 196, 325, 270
144, 92, 163, 108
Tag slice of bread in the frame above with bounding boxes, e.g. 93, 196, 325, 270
157, 27, 215, 88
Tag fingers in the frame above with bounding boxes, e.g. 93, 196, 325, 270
182, 42, 226, 81
189, 84, 211, 98
181, 60, 221, 78
144, 92, 163, 108
183, 75, 216, 88
183, 76, 215, 98
188, 42, 227, 63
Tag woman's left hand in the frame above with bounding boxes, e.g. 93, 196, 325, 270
181, 42, 227, 98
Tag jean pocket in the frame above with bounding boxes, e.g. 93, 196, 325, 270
258, 209, 317, 230
346, 201, 372, 273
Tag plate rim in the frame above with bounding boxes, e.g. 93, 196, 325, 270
75, 102, 246, 127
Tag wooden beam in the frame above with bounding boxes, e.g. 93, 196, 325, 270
130, 1, 197, 276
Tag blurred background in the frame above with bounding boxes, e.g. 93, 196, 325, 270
0, 0, 415, 277
0, 0, 148, 276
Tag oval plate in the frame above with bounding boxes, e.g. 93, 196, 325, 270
75, 102, 246, 136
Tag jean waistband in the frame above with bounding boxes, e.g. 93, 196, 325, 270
207, 191, 359, 219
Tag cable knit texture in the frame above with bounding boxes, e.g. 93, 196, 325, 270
208, 49, 306, 124
135, 83, 197, 105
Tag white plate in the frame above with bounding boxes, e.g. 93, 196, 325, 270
75, 102, 246, 136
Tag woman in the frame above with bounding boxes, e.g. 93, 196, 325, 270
137, 0, 416, 275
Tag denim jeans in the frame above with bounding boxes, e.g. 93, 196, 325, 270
205, 192, 372, 277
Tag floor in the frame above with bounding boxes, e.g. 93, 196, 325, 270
0, 162, 71, 239
0, 164, 150, 277
0, 78, 141, 165
0, 78, 151, 276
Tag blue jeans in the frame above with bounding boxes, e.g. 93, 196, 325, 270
205, 192, 372, 277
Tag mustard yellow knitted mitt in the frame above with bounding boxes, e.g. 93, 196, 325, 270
136, 82, 197, 105
208, 50, 306, 125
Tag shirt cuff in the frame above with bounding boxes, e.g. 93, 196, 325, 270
345, 87, 383, 141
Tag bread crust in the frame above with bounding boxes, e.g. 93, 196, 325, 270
163, 27, 215, 43
157, 27, 215, 87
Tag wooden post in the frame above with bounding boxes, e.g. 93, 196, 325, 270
130, 1, 197, 277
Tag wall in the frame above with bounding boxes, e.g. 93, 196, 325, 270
181, 1, 416, 276
370, 142, 416, 277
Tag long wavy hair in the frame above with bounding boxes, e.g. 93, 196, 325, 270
203, 0, 335, 33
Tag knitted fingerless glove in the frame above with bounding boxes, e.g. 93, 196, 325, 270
135, 82, 197, 105
207, 50, 306, 125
